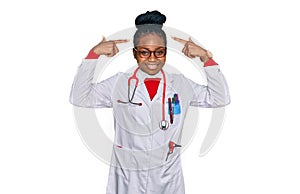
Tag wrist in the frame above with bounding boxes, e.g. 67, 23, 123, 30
201, 57, 210, 63
199, 50, 213, 63
92, 46, 103, 56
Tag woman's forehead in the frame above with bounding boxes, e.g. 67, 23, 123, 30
137, 45, 166, 50
136, 34, 165, 47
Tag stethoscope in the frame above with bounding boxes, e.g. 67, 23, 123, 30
117, 67, 169, 130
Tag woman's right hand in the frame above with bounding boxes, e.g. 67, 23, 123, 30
92, 36, 129, 57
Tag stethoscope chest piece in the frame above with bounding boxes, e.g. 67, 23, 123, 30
159, 120, 169, 130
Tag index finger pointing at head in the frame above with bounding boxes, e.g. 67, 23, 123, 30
172, 36, 188, 45
113, 39, 130, 44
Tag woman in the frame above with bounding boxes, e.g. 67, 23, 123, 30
70, 10, 230, 194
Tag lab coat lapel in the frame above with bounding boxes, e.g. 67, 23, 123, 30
152, 71, 173, 103
137, 69, 160, 103
136, 69, 173, 103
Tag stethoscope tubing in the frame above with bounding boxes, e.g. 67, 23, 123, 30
117, 67, 169, 129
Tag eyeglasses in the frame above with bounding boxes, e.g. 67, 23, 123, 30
134, 47, 167, 58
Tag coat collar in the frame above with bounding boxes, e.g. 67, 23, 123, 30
135, 68, 173, 86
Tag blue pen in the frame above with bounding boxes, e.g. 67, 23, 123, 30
173, 93, 181, 114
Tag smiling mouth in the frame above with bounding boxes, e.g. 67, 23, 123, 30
145, 61, 163, 66
146, 63, 159, 66
145, 63, 160, 69
139, 61, 164, 71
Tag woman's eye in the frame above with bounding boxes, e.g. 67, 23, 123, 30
140, 51, 149, 56
156, 51, 163, 55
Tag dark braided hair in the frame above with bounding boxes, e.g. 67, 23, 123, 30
133, 11, 167, 47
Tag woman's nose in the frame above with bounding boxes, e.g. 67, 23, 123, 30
148, 52, 156, 61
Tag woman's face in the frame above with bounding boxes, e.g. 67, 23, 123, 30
133, 34, 166, 75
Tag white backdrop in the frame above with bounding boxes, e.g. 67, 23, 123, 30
1, 0, 300, 193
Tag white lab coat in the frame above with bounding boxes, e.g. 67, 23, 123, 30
70, 58, 230, 194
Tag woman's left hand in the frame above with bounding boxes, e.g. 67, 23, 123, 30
172, 36, 212, 63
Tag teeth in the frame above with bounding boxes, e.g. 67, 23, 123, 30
147, 64, 158, 69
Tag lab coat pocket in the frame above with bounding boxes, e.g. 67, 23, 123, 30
111, 145, 133, 170
166, 95, 182, 129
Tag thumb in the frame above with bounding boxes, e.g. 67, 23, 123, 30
189, 37, 194, 43
101, 36, 107, 42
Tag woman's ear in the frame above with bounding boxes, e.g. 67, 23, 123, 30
133, 48, 137, 60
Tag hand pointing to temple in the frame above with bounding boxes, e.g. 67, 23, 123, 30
92, 36, 129, 57
172, 36, 212, 62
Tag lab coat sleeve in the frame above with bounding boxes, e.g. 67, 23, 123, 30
69, 59, 119, 108
188, 65, 230, 108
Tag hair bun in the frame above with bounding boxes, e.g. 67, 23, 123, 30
135, 10, 166, 28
